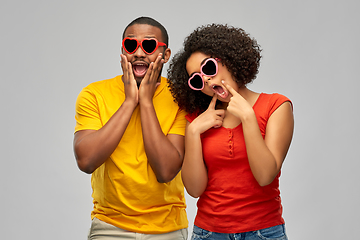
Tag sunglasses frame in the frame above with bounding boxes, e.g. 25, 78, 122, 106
122, 37, 167, 55
188, 58, 219, 90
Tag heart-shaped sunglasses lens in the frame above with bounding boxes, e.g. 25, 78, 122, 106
201, 59, 217, 76
123, 39, 138, 53
188, 74, 204, 90
141, 39, 157, 54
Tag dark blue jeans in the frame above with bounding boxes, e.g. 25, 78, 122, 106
191, 224, 288, 240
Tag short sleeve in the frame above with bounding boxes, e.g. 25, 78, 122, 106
74, 87, 102, 133
268, 93, 293, 117
168, 109, 187, 136
185, 112, 198, 123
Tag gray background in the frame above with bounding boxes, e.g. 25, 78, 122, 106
1, 0, 359, 239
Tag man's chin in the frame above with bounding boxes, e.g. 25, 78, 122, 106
135, 78, 142, 88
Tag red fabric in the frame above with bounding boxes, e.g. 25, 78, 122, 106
186, 93, 292, 233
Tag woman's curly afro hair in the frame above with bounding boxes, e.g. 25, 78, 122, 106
167, 23, 262, 114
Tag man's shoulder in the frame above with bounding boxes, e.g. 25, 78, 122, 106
80, 76, 123, 97
86, 75, 122, 89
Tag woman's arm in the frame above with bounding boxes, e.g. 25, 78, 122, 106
241, 101, 294, 186
181, 121, 209, 198
181, 95, 225, 197
224, 82, 294, 186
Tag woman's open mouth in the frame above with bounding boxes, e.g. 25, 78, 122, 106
211, 84, 228, 99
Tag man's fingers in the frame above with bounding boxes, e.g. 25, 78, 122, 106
144, 62, 154, 81
120, 54, 132, 83
128, 62, 135, 80
120, 54, 127, 73
151, 54, 164, 79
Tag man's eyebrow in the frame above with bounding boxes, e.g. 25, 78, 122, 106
125, 34, 157, 39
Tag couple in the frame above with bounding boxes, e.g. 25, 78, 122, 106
74, 16, 294, 240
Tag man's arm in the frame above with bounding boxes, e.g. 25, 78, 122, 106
74, 55, 139, 174
138, 55, 185, 183
74, 100, 137, 174
140, 101, 185, 183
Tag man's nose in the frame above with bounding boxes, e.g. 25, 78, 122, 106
133, 45, 147, 57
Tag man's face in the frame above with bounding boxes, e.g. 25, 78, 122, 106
122, 24, 170, 84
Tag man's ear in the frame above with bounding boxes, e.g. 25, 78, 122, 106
163, 48, 171, 63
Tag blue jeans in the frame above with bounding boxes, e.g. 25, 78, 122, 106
191, 224, 288, 240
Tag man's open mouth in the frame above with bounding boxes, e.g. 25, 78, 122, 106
132, 62, 149, 78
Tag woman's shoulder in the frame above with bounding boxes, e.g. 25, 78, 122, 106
185, 111, 200, 123
258, 92, 292, 105
254, 92, 292, 116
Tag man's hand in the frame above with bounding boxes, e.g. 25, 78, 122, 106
138, 53, 164, 104
120, 54, 139, 107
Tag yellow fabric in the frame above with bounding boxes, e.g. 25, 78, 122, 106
75, 75, 188, 234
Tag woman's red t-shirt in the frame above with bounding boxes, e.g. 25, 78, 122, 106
186, 93, 292, 233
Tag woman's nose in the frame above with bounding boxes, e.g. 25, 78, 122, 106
203, 75, 212, 85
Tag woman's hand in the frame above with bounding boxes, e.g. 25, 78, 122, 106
222, 80, 254, 121
189, 94, 225, 134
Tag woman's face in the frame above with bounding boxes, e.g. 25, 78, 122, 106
186, 52, 239, 102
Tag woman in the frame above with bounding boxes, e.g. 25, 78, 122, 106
167, 24, 294, 240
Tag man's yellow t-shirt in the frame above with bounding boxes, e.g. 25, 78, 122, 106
75, 75, 188, 234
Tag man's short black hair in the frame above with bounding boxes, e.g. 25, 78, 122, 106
122, 16, 169, 47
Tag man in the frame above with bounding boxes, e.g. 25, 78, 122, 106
74, 17, 188, 239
